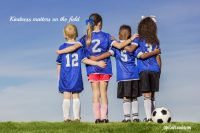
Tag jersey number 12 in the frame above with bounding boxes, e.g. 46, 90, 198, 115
66, 53, 78, 67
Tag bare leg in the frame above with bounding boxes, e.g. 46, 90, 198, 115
99, 81, 108, 120
91, 82, 101, 120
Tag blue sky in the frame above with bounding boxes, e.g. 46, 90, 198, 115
0, 0, 200, 122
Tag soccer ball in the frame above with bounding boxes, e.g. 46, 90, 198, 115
151, 107, 171, 123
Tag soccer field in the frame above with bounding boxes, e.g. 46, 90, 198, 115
0, 121, 199, 133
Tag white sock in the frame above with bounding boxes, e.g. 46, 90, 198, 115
63, 99, 70, 120
151, 100, 156, 112
132, 99, 139, 119
73, 98, 80, 120
123, 100, 131, 120
144, 97, 152, 119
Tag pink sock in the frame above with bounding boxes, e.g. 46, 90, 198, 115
101, 104, 108, 120
93, 103, 101, 119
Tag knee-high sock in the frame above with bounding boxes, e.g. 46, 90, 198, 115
123, 99, 131, 120
63, 99, 70, 120
132, 99, 139, 119
101, 104, 108, 120
151, 99, 156, 112
93, 103, 101, 119
144, 96, 152, 119
73, 98, 80, 120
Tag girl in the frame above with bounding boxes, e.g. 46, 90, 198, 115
134, 16, 161, 122
109, 25, 141, 122
56, 24, 106, 122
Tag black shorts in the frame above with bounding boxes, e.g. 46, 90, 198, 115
139, 71, 160, 93
117, 80, 141, 99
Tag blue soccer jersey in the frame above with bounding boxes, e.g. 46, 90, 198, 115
79, 31, 113, 75
134, 38, 161, 73
110, 40, 139, 81
56, 42, 85, 93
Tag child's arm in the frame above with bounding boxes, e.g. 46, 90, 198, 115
82, 58, 106, 68
57, 64, 61, 80
124, 45, 138, 52
138, 48, 161, 59
89, 52, 112, 61
56, 43, 82, 55
156, 55, 162, 69
112, 34, 138, 49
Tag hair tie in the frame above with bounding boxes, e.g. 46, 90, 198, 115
86, 18, 94, 26
141, 15, 157, 22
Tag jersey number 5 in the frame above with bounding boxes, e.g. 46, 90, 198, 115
121, 51, 128, 62
92, 39, 101, 53
66, 53, 78, 67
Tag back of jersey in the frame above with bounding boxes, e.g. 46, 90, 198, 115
111, 45, 139, 81
56, 42, 85, 93
80, 31, 113, 75
135, 38, 160, 73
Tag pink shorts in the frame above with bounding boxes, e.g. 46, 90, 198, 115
88, 74, 112, 82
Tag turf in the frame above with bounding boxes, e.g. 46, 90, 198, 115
0, 121, 199, 133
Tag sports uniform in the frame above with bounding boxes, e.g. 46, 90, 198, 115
134, 38, 161, 93
79, 31, 113, 82
56, 41, 85, 93
110, 40, 141, 98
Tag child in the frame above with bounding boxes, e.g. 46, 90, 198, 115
56, 24, 106, 122
109, 25, 141, 122
134, 16, 161, 122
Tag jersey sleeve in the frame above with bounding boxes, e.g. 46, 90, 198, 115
109, 47, 116, 56
56, 45, 64, 64
134, 47, 143, 58
79, 35, 86, 48
108, 34, 115, 47
131, 37, 139, 46
80, 47, 87, 61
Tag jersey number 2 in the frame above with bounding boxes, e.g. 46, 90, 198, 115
66, 53, 78, 67
92, 39, 101, 53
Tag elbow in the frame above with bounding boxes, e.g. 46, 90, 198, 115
140, 55, 146, 59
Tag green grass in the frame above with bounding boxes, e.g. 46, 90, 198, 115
0, 121, 199, 133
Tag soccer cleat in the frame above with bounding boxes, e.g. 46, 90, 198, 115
64, 119, 71, 123
101, 119, 109, 123
73, 119, 80, 122
143, 118, 152, 122
95, 119, 101, 124
132, 119, 140, 122
122, 119, 131, 123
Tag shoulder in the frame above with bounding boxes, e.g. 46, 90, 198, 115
100, 31, 111, 37
58, 43, 67, 50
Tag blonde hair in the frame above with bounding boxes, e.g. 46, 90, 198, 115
86, 23, 94, 46
64, 24, 78, 40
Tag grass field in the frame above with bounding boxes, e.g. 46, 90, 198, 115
0, 121, 199, 133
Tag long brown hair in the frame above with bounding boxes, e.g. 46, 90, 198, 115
119, 25, 132, 40
86, 13, 102, 46
138, 17, 159, 45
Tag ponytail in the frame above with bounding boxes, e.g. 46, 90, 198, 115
85, 13, 103, 47
86, 23, 94, 46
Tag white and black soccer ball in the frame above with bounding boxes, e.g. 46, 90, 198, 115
151, 107, 171, 123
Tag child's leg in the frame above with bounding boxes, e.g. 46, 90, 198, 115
63, 92, 71, 120
99, 81, 108, 120
123, 97, 131, 121
151, 92, 156, 112
131, 98, 139, 120
72, 93, 80, 120
91, 82, 101, 120
143, 92, 152, 120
